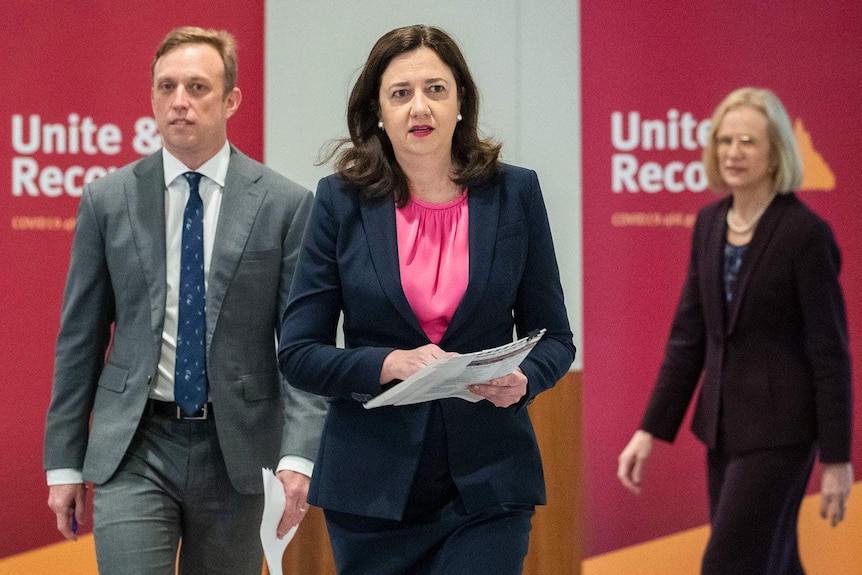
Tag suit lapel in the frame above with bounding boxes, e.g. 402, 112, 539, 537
725, 194, 787, 334
129, 152, 167, 335
445, 178, 500, 339
206, 147, 266, 345
360, 195, 427, 339
359, 176, 501, 344
698, 197, 730, 338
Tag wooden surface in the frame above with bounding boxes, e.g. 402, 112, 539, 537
523, 371, 583, 575
280, 505, 336, 574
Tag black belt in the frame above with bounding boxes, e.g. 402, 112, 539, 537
146, 399, 213, 420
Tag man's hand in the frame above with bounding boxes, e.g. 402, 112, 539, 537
275, 470, 311, 539
48, 483, 87, 541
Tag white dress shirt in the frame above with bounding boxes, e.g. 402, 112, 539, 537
151, 142, 227, 401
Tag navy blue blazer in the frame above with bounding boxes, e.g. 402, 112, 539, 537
641, 192, 852, 463
278, 164, 575, 520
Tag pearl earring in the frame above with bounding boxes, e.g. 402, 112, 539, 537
457, 113, 462, 121
378, 121, 384, 130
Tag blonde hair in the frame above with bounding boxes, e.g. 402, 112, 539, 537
702, 87, 803, 193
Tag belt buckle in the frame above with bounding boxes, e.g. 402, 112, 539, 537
177, 404, 208, 420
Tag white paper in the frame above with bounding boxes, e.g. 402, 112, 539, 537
260, 468, 298, 575
363, 329, 546, 409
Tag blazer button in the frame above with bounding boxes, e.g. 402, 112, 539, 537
350, 392, 373, 403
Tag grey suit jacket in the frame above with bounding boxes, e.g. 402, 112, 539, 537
43, 146, 327, 493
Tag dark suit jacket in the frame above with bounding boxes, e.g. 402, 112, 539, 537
278, 164, 575, 520
43, 146, 327, 493
641, 192, 851, 463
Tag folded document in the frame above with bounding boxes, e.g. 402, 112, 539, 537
363, 329, 546, 409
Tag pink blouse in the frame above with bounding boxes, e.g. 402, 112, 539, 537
395, 191, 469, 344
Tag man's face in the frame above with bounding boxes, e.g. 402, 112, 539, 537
151, 43, 240, 168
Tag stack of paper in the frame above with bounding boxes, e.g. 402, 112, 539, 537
259, 468, 298, 575
364, 329, 546, 409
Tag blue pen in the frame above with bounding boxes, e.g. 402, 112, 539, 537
72, 515, 78, 535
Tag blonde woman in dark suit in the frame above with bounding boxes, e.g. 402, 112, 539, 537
618, 87, 853, 575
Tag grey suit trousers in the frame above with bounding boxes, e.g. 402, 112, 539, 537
93, 412, 264, 575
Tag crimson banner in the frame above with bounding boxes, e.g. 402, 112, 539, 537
1, 1, 263, 558
581, 0, 862, 557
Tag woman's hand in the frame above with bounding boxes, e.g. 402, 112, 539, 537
380, 344, 456, 384
820, 462, 853, 527
618, 430, 654, 495
468, 368, 528, 408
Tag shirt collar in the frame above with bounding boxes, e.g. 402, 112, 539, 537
162, 141, 231, 188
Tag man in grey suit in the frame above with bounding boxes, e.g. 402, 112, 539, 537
43, 26, 326, 574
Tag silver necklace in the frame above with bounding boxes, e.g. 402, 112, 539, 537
726, 194, 776, 234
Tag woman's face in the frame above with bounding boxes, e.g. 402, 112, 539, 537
715, 106, 773, 195
377, 47, 460, 166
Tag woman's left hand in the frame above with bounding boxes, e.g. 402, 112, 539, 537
468, 368, 528, 408
820, 462, 854, 527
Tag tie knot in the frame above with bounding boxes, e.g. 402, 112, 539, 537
183, 171, 203, 193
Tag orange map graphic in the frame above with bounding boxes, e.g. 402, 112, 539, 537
795, 119, 835, 191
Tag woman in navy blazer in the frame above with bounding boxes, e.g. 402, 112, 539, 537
278, 25, 575, 575
618, 87, 853, 574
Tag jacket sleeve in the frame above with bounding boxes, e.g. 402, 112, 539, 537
278, 177, 393, 400
511, 169, 576, 402
43, 184, 115, 471
794, 217, 852, 463
276, 184, 329, 460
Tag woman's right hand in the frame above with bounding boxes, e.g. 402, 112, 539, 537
618, 430, 654, 495
380, 344, 456, 384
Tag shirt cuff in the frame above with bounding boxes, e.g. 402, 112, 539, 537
276, 455, 314, 478
47, 468, 84, 485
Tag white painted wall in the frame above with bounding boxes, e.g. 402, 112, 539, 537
265, 1, 583, 369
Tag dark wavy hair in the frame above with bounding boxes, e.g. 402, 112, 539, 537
323, 25, 501, 206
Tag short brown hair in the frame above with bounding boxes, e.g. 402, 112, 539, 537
152, 26, 237, 96
702, 87, 803, 194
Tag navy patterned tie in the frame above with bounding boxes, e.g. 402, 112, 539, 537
174, 171, 208, 416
